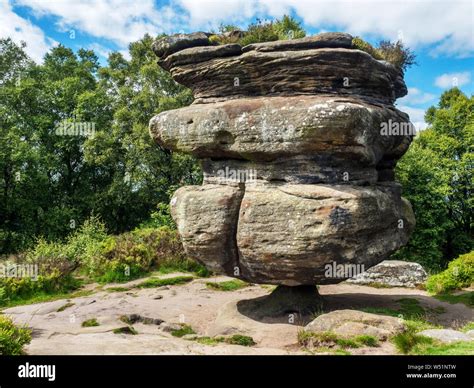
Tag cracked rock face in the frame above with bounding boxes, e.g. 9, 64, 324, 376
150, 32, 415, 286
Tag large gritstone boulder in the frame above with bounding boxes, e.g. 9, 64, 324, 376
150, 31, 415, 287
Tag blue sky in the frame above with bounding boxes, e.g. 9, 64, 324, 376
1, 0, 473, 128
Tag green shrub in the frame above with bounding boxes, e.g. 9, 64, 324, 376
426, 251, 474, 294
0, 270, 79, 307
0, 315, 32, 355
90, 226, 188, 283
352, 37, 416, 72
212, 16, 306, 46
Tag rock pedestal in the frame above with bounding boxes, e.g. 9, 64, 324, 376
149, 32, 415, 288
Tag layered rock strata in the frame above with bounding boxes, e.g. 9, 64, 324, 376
150, 32, 415, 286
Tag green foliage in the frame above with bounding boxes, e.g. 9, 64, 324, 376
205, 279, 248, 291
113, 326, 137, 335
394, 88, 473, 271
225, 334, 256, 346
56, 302, 75, 312
170, 324, 195, 337
426, 251, 474, 293
81, 318, 99, 327
392, 331, 433, 354
433, 291, 474, 307
411, 341, 474, 355
212, 16, 306, 46
0, 36, 200, 255
298, 331, 379, 349
352, 37, 416, 71
0, 315, 32, 355
135, 275, 194, 288
89, 226, 189, 283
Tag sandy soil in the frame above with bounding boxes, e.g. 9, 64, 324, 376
3, 275, 473, 355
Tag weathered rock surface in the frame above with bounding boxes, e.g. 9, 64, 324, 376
170, 184, 243, 274
170, 48, 406, 104
242, 32, 354, 52
305, 309, 406, 340
149, 31, 415, 287
152, 32, 210, 59
347, 260, 428, 288
171, 182, 414, 285
419, 329, 473, 344
150, 96, 411, 166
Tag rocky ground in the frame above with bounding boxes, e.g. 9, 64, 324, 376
3, 273, 473, 355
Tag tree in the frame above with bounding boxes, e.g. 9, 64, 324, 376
394, 88, 473, 270
0, 36, 200, 254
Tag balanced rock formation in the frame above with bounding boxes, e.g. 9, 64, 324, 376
150, 32, 415, 287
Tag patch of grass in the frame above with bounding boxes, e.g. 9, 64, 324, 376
433, 292, 474, 307
397, 298, 425, 319
135, 276, 194, 289
193, 336, 224, 346
56, 302, 75, 312
411, 341, 474, 355
157, 258, 210, 278
356, 335, 379, 347
225, 334, 256, 347
360, 298, 426, 320
0, 315, 32, 355
359, 306, 400, 317
0, 289, 94, 310
105, 287, 130, 293
190, 334, 256, 347
205, 279, 248, 292
81, 318, 99, 327
112, 326, 137, 335
298, 331, 378, 350
170, 324, 196, 338
392, 331, 433, 354
460, 322, 474, 332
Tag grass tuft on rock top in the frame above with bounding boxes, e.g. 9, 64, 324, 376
205, 279, 248, 291
0, 315, 31, 355
352, 37, 416, 72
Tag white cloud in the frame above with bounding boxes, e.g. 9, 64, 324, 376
16, 0, 182, 47
177, 0, 474, 57
397, 87, 436, 105
435, 71, 471, 88
398, 105, 428, 131
0, 0, 54, 62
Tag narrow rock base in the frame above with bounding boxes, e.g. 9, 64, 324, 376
238, 285, 324, 319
